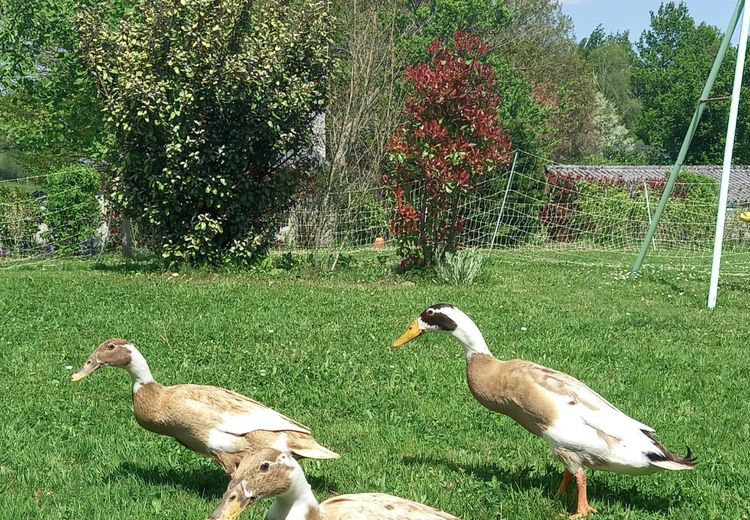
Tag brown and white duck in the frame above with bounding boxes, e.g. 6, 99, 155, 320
209, 448, 460, 520
71, 338, 339, 474
392, 304, 695, 519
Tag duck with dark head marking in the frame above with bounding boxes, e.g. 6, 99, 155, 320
393, 304, 695, 519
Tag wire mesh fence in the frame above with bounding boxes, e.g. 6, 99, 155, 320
3, 149, 750, 275
274, 150, 750, 271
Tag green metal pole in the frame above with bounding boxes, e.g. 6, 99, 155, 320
630, 0, 744, 276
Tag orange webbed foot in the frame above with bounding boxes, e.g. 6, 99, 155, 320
569, 504, 598, 519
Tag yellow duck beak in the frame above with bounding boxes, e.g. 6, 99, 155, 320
392, 320, 424, 348
739, 211, 750, 223
71, 356, 101, 382
209, 479, 255, 520
208, 499, 247, 520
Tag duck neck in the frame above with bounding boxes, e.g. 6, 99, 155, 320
450, 314, 493, 361
267, 475, 322, 520
126, 347, 156, 393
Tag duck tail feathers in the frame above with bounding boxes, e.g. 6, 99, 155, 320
291, 444, 340, 460
643, 430, 696, 470
286, 432, 340, 460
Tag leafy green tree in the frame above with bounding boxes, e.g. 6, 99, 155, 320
634, 1, 750, 164
0, 0, 129, 174
497, 0, 597, 160
581, 25, 642, 130
79, 0, 334, 265
393, 0, 510, 63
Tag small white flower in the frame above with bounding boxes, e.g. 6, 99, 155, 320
520, 327, 527, 331
64, 365, 73, 370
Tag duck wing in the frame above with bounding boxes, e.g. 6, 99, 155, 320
517, 362, 692, 473
527, 363, 654, 439
165, 384, 311, 436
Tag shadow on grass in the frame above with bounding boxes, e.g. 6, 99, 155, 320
112, 461, 338, 500
650, 275, 691, 295
650, 271, 750, 299
714, 278, 750, 292
402, 454, 681, 515
113, 462, 228, 499
92, 258, 164, 274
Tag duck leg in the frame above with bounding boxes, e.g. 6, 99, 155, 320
570, 470, 598, 519
556, 470, 574, 497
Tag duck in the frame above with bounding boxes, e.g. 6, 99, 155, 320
208, 448, 460, 520
71, 338, 339, 474
392, 304, 695, 519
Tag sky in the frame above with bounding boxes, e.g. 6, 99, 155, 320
559, 0, 740, 43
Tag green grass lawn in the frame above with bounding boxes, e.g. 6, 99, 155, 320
1, 251, 749, 519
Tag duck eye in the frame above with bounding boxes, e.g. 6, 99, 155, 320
229, 494, 237, 501
107, 343, 116, 350
426, 309, 434, 316
259, 462, 270, 471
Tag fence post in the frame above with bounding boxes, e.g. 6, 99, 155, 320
489, 150, 519, 249
122, 215, 134, 260
709, 0, 750, 309
642, 181, 656, 251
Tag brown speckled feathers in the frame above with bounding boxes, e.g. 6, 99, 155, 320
320, 494, 460, 519
466, 355, 652, 438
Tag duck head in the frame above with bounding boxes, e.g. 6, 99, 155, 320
209, 449, 302, 520
71, 338, 154, 388
71, 339, 135, 381
393, 303, 490, 357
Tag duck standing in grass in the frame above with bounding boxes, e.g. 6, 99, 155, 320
209, 448, 460, 520
71, 338, 338, 474
392, 304, 695, 519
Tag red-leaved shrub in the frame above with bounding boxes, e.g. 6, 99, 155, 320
384, 33, 512, 268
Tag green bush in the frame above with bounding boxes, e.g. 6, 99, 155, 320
79, 0, 334, 266
336, 190, 391, 247
573, 172, 719, 248
0, 153, 23, 181
43, 165, 102, 256
0, 186, 42, 257
461, 158, 547, 248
